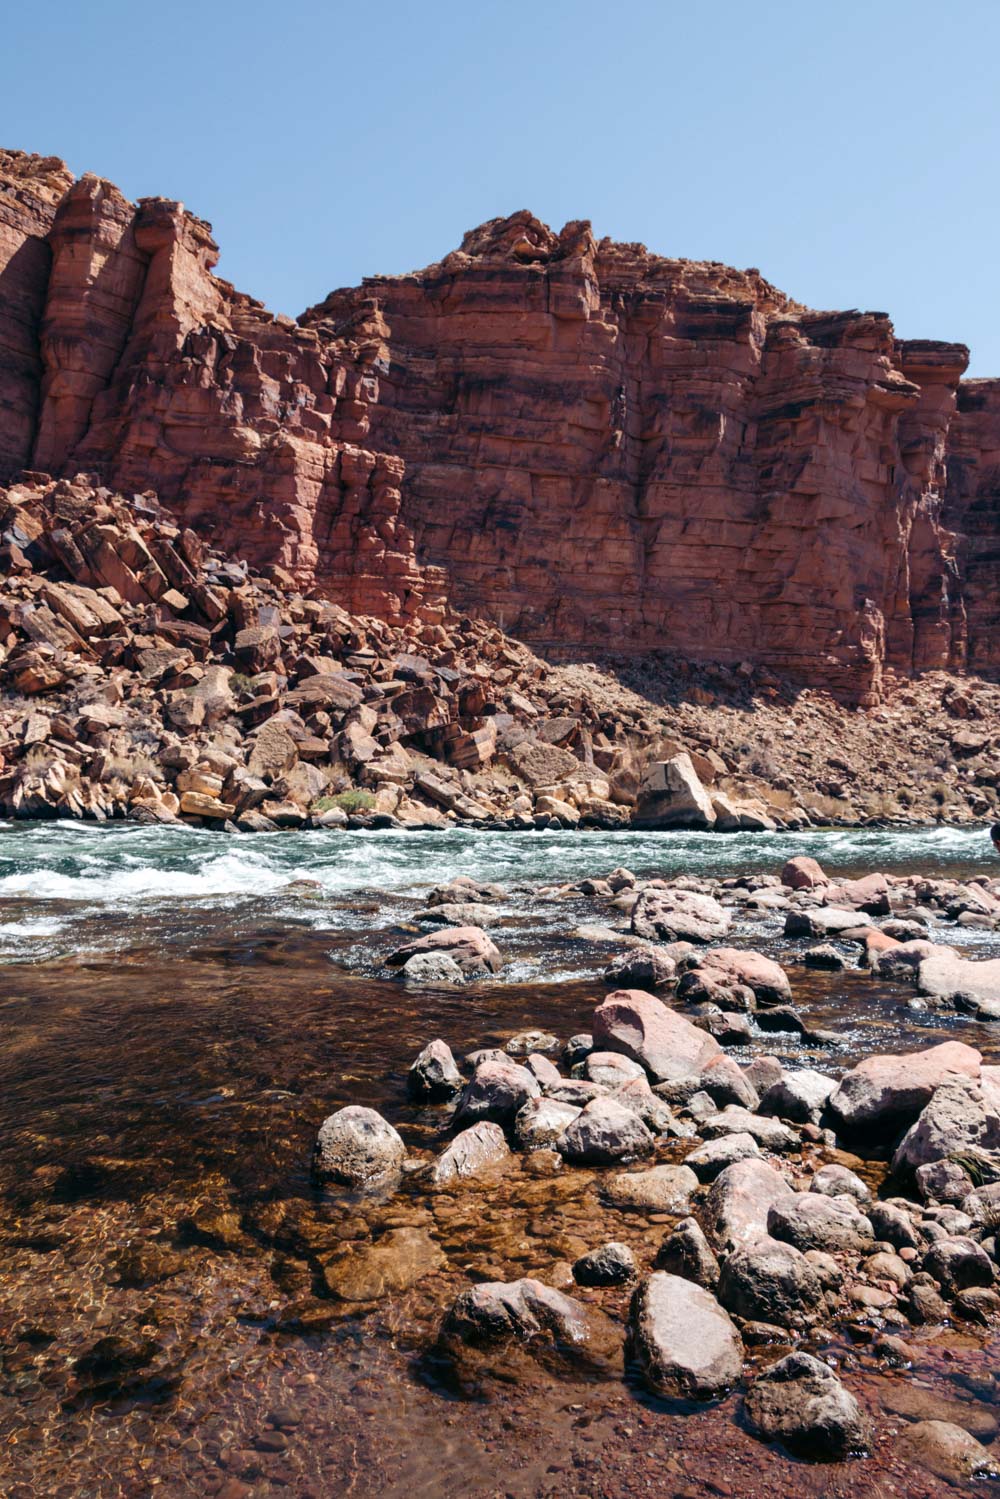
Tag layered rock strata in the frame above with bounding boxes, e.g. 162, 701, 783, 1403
2, 150, 1000, 702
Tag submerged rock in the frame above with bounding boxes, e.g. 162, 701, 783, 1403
630, 1272, 743, 1400
314, 1106, 406, 1187
321, 1227, 445, 1303
899, 1420, 1000, 1484
744, 1352, 870, 1460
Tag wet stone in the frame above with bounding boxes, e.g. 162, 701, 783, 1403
629, 1271, 744, 1400
572, 1241, 637, 1286
744, 1352, 870, 1461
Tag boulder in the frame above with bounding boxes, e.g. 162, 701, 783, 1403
557, 1096, 654, 1165
631, 888, 730, 944
892, 1077, 1000, 1176
767, 1193, 874, 1254
702, 1158, 795, 1251
407, 1039, 462, 1101
603, 946, 677, 988
923, 1236, 995, 1294
439, 1277, 617, 1368
314, 1106, 407, 1187
759, 1069, 836, 1126
698, 1107, 799, 1153
431, 1122, 511, 1185
917, 950, 1000, 1016
718, 1237, 825, 1327
573, 1242, 637, 1287
399, 951, 466, 985
784, 908, 868, 938
454, 1059, 540, 1126
692, 947, 792, 1005
654, 1216, 721, 1288
809, 1163, 871, 1205
826, 1041, 982, 1138
580, 1051, 646, 1087
744, 1352, 870, 1460
629, 1273, 743, 1399
592, 989, 721, 1084
634, 753, 717, 830
604, 1163, 699, 1214
514, 1096, 581, 1152
781, 856, 828, 890
899, 1421, 1000, 1485
684, 1132, 761, 1183
387, 925, 503, 976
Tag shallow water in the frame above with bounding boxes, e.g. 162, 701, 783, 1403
2, 822, 1000, 1497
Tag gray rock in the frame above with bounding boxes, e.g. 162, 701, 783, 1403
809, 1162, 871, 1204
759, 1068, 836, 1126
654, 1216, 720, 1289
924, 1236, 995, 1294
314, 1105, 407, 1187
562, 1034, 594, 1069
408, 1039, 462, 1101
431, 1121, 510, 1185
603, 946, 677, 988
698, 1108, 799, 1154
604, 1163, 699, 1214
399, 951, 466, 985
684, 1132, 761, 1183
631, 887, 731, 945
784, 908, 869, 939
558, 1097, 653, 1165
505, 1029, 559, 1056
915, 1158, 976, 1204
454, 1059, 540, 1127
744, 1352, 870, 1460
610, 1076, 686, 1136
629, 1272, 744, 1399
718, 1237, 825, 1327
440, 1277, 602, 1351
514, 1096, 582, 1152
693, 1009, 754, 1047
580, 1051, 647, 1087
767, 1193, 874, 1253
573, 1241, 637, 1286
545, 1080, 610, 1107
804, 944, 845, 970
426, 878, 503, 907
417, 901, 498, 928
702, 1157, 795, 1251
868, 1200, 920, 1250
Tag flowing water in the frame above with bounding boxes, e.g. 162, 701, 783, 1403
2, 821, 1000, 1497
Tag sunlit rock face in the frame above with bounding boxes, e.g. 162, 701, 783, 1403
3, 151, 998, 702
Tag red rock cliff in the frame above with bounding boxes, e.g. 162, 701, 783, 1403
1, 151, 997, 702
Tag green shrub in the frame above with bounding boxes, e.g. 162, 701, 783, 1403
314, 789, 376, 814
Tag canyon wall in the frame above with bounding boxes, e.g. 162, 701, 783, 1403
2, 148, 998, 702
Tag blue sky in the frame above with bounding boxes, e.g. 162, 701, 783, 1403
5, 0, 999, 373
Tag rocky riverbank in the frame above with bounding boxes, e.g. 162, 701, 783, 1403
2, 475, 1000, 836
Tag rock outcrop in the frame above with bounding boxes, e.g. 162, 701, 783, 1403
3, 150, 1000, 705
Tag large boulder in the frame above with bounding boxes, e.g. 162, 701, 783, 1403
718, 1237, 825, 1327
430, 1122, 511, 1185
759, 1068, 836, 1126
826, 1041, 982, 1138
702, 1158, 795, 1251
557, 1096, 653, 1165
592, 990, 721, 1084
744, 1352, 870, 1460
917, 951, 1000, 1017
603, 946, 677, 989
690, 947, 792, 1005
514, 1096, 582, 1152
631, 888, 730, 944
454, 1059, 540, 1127
314, 1106, 407, 1187
892, 1077, 1000, 1176
634, 753, 717, 830
629, 1272, 743, 1399
387, 926, 503, 976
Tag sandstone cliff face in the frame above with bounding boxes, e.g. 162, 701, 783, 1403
1, 151, 997, 703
